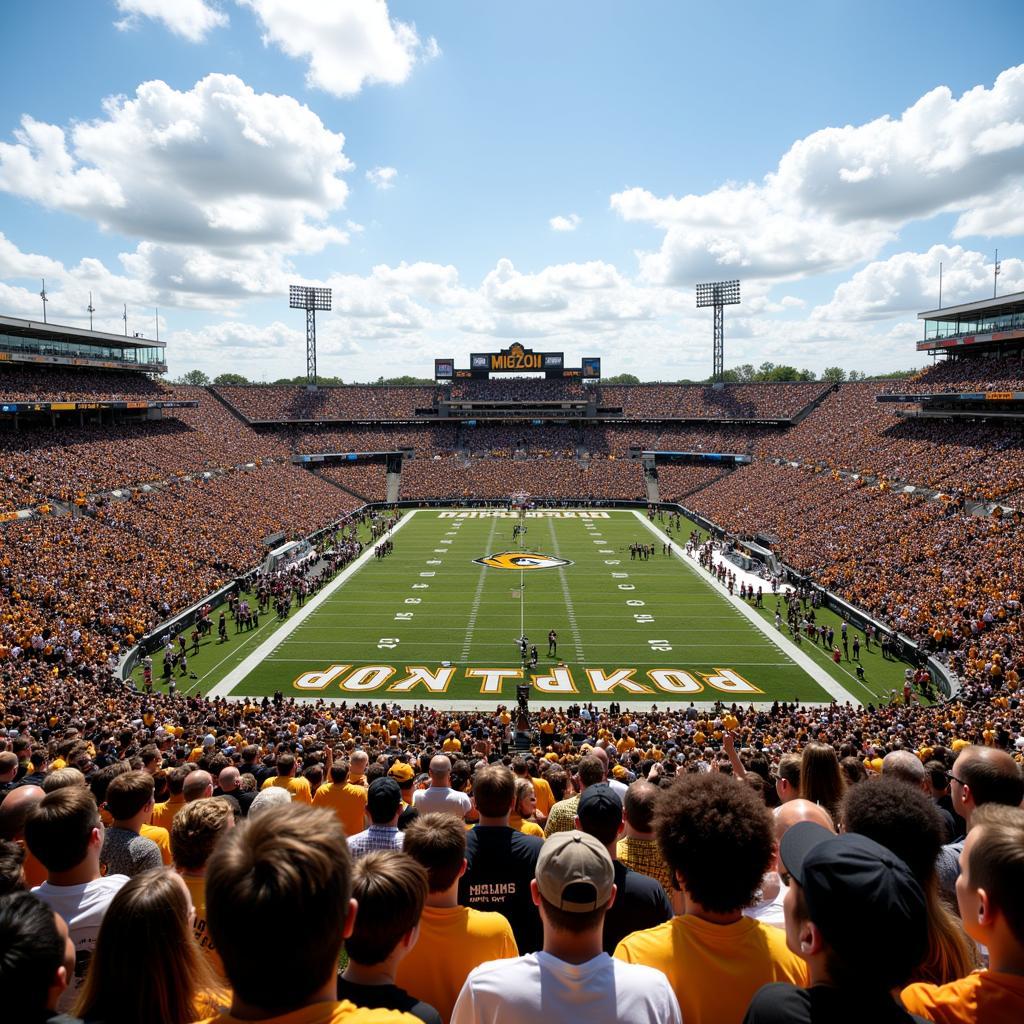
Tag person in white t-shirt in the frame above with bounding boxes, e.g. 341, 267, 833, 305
412, 755, 472, 819
451, 830, 681, 1024
24, 786, 129, 1013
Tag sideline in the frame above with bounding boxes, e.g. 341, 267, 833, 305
631, 510, 862, 705
206, 511, 417, 698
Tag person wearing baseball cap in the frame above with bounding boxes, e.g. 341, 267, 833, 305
348, 778, 404, 860
574, 783, 671, 954
451, 830, 681, 1023
744, 820, 930, 1024
388, 761, 416, 810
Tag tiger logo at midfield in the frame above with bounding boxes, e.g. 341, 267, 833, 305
474, 551, 573, 570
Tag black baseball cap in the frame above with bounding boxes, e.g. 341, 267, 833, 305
367, 777, 402, 821
781, 822, 927, 978
577, 784, 623, 845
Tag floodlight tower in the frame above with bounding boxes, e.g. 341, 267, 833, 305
696, 279, 741, 382
289, 284, 332, 386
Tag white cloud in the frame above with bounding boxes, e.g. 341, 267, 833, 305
613, 64, 1024, 284
366, 165, 397, 190
238, 0, 439, 98
114, 0, 228, 42
0, 74, 352, 252
549, 213, 581, 232
813, 245, 1024, 322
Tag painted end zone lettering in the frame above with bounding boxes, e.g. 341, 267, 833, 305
290, 664, 762, 696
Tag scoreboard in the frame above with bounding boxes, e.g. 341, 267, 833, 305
435, 343, 600, 381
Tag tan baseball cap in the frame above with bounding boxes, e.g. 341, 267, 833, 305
535, 830, 614, 912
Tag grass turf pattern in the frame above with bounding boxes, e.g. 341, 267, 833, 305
209, 510, 910, 704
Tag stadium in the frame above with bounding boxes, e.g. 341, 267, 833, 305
2, 7, 1024, 1024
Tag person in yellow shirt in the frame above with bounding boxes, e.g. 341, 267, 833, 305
150, 764, 190, 830
398, 813, 518, 1022
260, 753, 313, 805
314, 761, 368, 837
442, 733, 461, 753
171, 796, 236, 979
192, 804, 415, 1024
901, 805, 1024, 1024
511, 758, 554, 825
510, 779, 544, 838
614, 775, 806, 1024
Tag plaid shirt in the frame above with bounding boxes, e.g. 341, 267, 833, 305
347, 825, 403, 860
617, 835, 674, 895
543, 795, 580, 837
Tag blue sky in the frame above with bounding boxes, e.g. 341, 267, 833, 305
1, 0, 1023, 381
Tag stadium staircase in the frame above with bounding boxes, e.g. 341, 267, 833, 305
386, 468, 400, 504
642, 456, 660, 503
205, 386, 254, 425
791, 382, 839, 424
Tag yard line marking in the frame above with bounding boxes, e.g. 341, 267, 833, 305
548, 519, 585, 662
461, 517, 499, 661
206, 511, 417, 698
631, 510, 859, 705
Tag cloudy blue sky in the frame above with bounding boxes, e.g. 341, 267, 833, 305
1, 0, 1023, 381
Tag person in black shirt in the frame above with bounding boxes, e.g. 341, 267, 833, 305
743, 822, 930, 1024
460, 763, 543, 952
338, 849, 441, 1024
575, 782, 672, 953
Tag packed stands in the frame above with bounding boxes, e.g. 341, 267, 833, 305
655, 463, 731, 501
0, 364, 170, 401
882, 355, 1024, 395
215, 384, 435, 422
0, 387, 287, 512
316, 462, 389, 502
759, 383, 1024, 503
602, 381, 830, 419
281, 423, 456, 456
92, 464, 355, 575
447, 377, 589, 400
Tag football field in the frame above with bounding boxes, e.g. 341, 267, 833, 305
206, 509, 887, 706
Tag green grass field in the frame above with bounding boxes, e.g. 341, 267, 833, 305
153, 509, 908, 706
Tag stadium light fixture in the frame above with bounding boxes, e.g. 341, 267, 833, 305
289, 285, 333, 386
696, 279, 741, 382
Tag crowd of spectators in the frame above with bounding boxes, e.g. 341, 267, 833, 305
655, 464, 731, 502
400, 457, 645, 502
689, 461, 1024, 693
601, 382, 829, 420
2, 684, 1023, 1022
462, 424, 579, 456
756, 383, 1024, 503
882, 356, 1024, 395
446, 378, 590, 401
216, 385, 435, 422
4, 358, 1024, 1023
317, 463, 390, 503
0, 386, 288, 512
282, 424, 457, 457
91, 463, 357, 576
0, 365, 170, 402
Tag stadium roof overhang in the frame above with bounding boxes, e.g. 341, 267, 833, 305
918, 290, 1024, 321
0, 314, 165, 350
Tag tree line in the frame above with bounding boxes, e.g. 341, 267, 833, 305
174, 365, 921, 387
